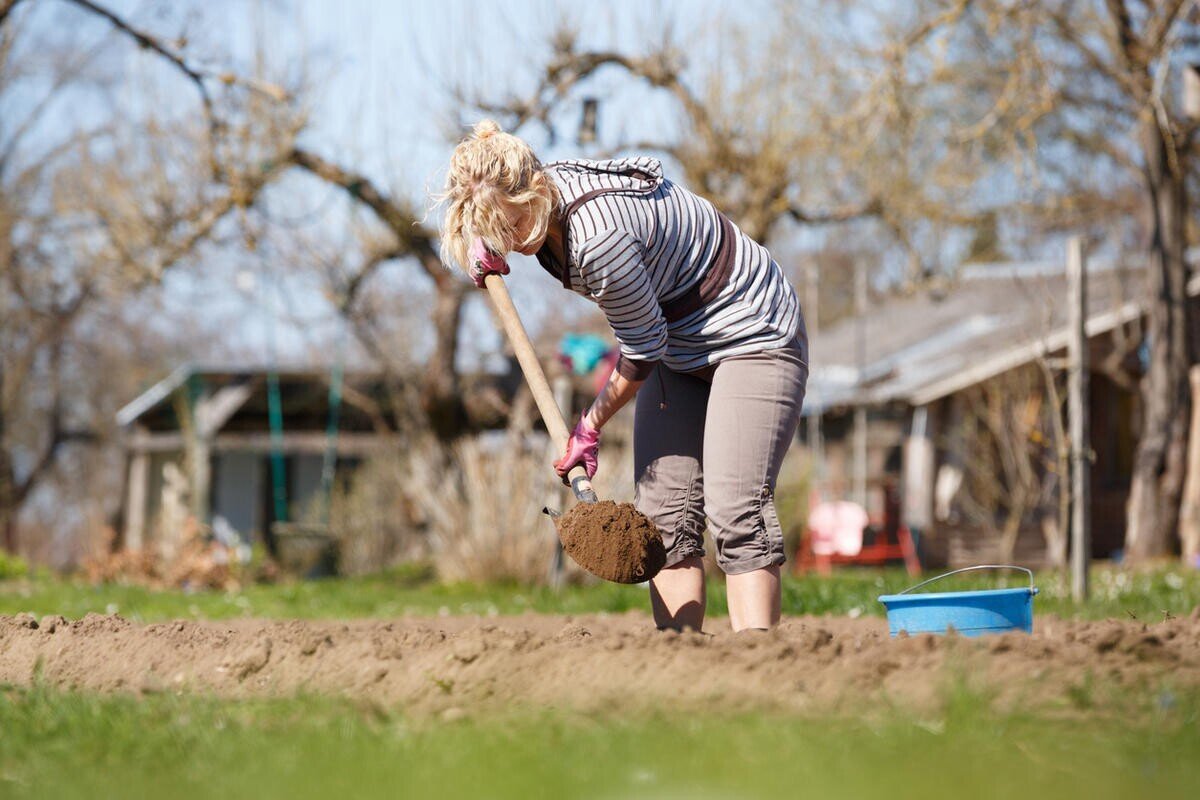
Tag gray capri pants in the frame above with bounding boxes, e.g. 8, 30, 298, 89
633, 337, 808, 574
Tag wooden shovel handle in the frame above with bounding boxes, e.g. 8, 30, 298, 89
483, 274, 597, 501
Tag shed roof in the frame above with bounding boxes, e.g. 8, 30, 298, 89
115, 363, 379, 430
805, 253, 1200, 414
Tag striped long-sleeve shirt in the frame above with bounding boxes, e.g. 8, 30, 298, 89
536, 157, 806, 379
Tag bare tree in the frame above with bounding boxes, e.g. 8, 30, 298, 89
466, 18, 884, 250
493, 2, 1200, 560
0, 0, 298, 553
957, 365, 1068, 564
857, 1, 1199, 559
279, 148, 471, 440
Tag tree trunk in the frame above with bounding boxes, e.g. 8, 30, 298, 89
0, 505, 14, 554
1180, 367, 1200, 565
421, 280, 469, 441
1125, 120, 1193, 561
0, 364, 14, 554
0, 450, 15, 553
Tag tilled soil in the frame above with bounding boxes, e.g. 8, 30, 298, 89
2, 611, 1197, 718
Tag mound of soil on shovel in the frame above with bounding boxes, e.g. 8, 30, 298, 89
555, 501, 666, 584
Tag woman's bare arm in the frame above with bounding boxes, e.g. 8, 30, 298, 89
584, 369, 644, 429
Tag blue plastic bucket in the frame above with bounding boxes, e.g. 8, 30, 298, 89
878, 565, 1038, 637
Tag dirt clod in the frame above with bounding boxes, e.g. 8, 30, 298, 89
225, 638, 272, 680
555, 500, 666, 584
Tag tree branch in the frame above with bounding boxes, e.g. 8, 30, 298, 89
62, 0, 290, 177
1145, 0, 1190, 56
287, 146, 448, 286
65, 0, 218, 138
1104, 0, 1142, 71
1049, 8, 1147, 102
788, 197, 882, 225
472, 26, 712, 147
0, 0, 25, 28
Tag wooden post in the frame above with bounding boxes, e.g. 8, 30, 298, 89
1179, 366, 1200, 566
1067, 236, 1091, 601
903, 405, 935, 533
124, 448, 149, 552
853, 261, 868, 507
1184, 65, 1200, 120
174, 380, 213, 526
806, 259, 823, 480
192, 419, 213, 526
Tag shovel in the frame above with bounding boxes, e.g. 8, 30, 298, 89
483, 274, 598, 504
482, 274, 665, 583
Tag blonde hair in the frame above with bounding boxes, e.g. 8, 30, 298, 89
437, 119, 558, 272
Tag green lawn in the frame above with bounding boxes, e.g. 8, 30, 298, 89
1, 564, 1198, 622
1, 682, 1197, 800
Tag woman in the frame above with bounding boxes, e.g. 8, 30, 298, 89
440, 120, 808, 632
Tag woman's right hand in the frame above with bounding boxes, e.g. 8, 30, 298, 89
554, 414, 601, 480
469, 237, 510, 288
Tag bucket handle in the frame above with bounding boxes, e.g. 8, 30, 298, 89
897, 564, 1036, 595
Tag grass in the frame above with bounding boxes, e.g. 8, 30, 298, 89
2, 566, 1198, 798
1, 563, 1198, 623
0, 681, 1197, 800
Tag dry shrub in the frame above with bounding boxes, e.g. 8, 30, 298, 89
957, 365, 1066, 564
328, 411, 638, 584
83, 519, 266, 591
401, 431, 558, 583
398, 420, 636, 584
329, 451, 426, 576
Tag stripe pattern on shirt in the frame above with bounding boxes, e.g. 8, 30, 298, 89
545, 157, 805, 375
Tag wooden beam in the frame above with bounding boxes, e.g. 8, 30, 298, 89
123, 450, 149, 552
126, 430, 385, 456
1068, 237, 1092, 601
195, 379, 258, 438
1179, 366, 1200, 566
806, 258, 824, 478
853, 261, 868, 507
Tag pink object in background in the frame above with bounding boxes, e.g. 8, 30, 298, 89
807, 500, 869, 557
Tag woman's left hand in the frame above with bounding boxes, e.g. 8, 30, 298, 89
468, 237, 510, 288
554, 414, 600, 480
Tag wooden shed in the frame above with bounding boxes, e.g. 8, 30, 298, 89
803, 254, 1200, 567
115, 366, 394, 555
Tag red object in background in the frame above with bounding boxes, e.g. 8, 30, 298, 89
795, 482, 921, 577
593, 349, 618, 394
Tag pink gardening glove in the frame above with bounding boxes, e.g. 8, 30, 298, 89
554, 414, 600, 481
468, 237, 510, 288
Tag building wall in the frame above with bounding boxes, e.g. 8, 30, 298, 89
811, 362, 1139, 568
809, 405, 908, 519
1088, 372, 1137, 556
289, 454, 325, 521
212, 452, 263, 543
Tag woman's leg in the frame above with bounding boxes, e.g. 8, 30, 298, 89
649, 555, 706, 630
704, 340, 807, 632
635, 366, 710, 631
726, 565, 781, 630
